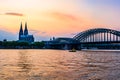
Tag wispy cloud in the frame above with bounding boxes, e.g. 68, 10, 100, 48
52, 12, 78, 21
30, 30, 47, 35
44, 11, 78, 21
5, 12, 24, 16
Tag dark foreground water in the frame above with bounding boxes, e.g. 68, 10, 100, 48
0, 50, 120, 80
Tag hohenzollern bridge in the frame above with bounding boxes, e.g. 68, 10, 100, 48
45, 28, 120, 50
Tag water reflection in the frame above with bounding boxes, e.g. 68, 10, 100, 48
17, 50, 32, 73
0, 50, 120, 80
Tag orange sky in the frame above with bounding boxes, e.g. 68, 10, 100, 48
0, 0, 120, 41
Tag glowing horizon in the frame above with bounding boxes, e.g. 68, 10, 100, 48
0, 0, 120, 41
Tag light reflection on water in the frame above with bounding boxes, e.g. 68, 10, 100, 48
0, 50, 120, 80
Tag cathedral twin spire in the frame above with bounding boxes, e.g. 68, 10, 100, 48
19, 22, 34, 42
19, 22, 28, 36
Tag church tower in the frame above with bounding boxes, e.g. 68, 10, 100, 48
18, 22, 34, 43
19, 22, 23, 40
24, 22, 28, 35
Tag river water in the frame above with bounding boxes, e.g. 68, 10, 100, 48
0, 50, 120, 80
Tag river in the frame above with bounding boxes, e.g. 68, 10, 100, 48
0, 49, 120, 80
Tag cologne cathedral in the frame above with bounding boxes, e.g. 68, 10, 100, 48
19, 22, 34, 43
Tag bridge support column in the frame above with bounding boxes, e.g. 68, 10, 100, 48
93, 34, 95, 42
99, 33, 100, 42
101, 33, 103, 42
116, 36, 118, 42
90, 35, 92, 42
104, 32, 106, 42
118, 37, 119, 42
95, 34, 97, 42
110, 33, 111, 41
113, 34, 115, 41
107, 31, 109, 42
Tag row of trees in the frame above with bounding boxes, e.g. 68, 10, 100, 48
0, 41, 45, 49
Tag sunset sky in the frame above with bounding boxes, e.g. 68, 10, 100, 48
0, 0, 120, 41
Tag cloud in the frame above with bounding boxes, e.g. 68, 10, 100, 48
41, 31, 47, 34
53, 12, 77, 21
43, 11, 93, 25
29, 30, 40, 34
29, 30, 49, 41
30, 30, 47, 35
45, 11, 78, 21
5, 12, 24, 16
0, 29, 17, 41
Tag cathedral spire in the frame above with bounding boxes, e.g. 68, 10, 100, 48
19, 22, 23, 40
20, 22, 23, 33
24, 22, 28, 35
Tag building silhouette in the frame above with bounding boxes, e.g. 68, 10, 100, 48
19, 22, 34, 43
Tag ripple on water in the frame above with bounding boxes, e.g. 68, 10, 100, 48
0, 50, 120, 80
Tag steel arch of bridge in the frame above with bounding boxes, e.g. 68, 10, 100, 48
73, 28, 120, 42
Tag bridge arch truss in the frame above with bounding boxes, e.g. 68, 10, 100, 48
73, 28, 120, 42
